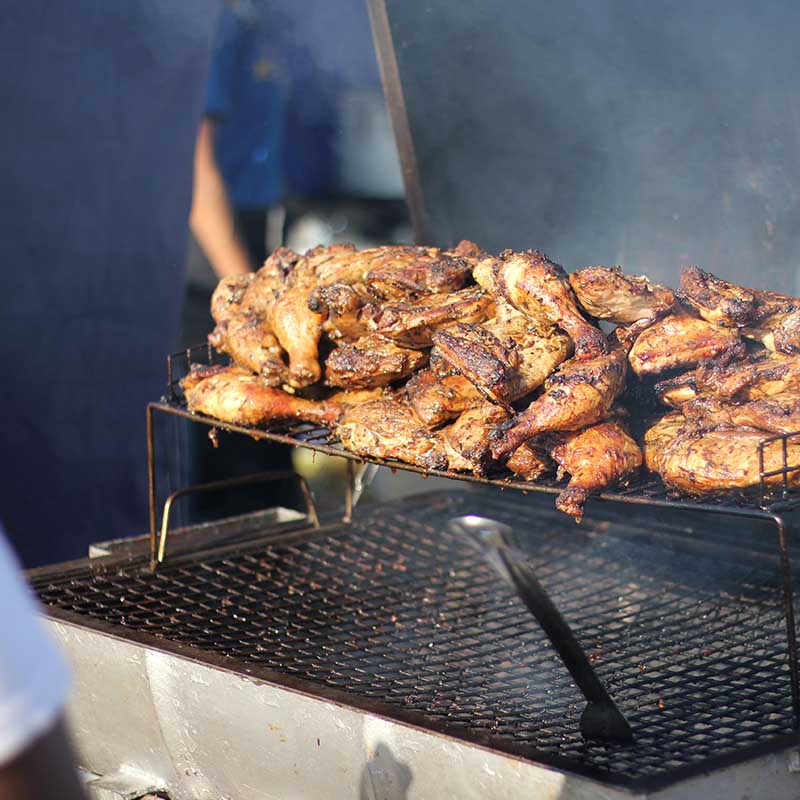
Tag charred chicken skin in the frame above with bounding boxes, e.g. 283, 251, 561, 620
491, 346, 628, 460
337, 398, 448, 470
680, 266, 800, 354
548, 421, 643, 521
628, 310, 741, 376
182, 366, 341, 427
324, 334, 428, 389
495, 249, 608, 359
369, 287, 494, 348
208, 313, 287, 386
505, 443, 553, 481
431, 314, 571, 408
681, 394, 800, 436
655, 352, 800, 405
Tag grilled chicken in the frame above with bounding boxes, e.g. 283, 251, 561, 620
310, 282, 378, 341
337, 398, 448, 470
369, 287, 494, 348
680, 394, 800, 436
324, 334, 428, 389
628, 311, 741, 376
365, 246, 473, 299
269, 269, 325, 388
441, 403, 510, 473
491, 347, 628, 460
643, 414, 800, 494
210, 274, 254, 328
569, 266, 676, 347
240, 247, 300, 315
182, 366, 340, 427
505, 443, 553, 481
208, 314, 287, 386
548, 422, 642, 520
495, 249, 608, 359
208, 273, 289, 384
432, 315, 572, 408
680, 266, 800, 354
655, 352, 800, 405
405, 369, 483, 428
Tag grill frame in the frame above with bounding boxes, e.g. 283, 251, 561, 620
31, 490, 800, 792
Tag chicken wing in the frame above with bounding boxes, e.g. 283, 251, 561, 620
405, 369, 483, 428
369, 287, 494, 348
182, 366, 340, 427
324, 334, 428, 389
644, 418, 800, 495
495, 249, 608, 358
680, 266, 800, 354
440, 403, 510, 474
628, 311, 741, 376
490, 347, 628, 460
548, 422, 642, 520
336, 398, 448, 470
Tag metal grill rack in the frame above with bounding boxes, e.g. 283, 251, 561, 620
31, 490, 800, 791
145, 344, 800, 733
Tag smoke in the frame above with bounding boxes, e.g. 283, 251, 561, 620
389, 0, 800, 294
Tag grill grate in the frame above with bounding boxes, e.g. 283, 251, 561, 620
33, 490, 800, 788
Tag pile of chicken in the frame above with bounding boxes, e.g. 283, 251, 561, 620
181, 241, 800, 519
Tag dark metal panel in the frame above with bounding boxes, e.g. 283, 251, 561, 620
374, 0, 800, 296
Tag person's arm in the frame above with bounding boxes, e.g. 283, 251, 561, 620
189, 118, 253, 278
0, 719, 86, 800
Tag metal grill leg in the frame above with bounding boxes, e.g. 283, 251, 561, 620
775, 515, 800, 730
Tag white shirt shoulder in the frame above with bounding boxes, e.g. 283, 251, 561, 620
0, 532, 71, 765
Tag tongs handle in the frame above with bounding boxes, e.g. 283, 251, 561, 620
448, 515, 633, 744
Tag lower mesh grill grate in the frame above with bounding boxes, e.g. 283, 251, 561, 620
33, 490, 797, 786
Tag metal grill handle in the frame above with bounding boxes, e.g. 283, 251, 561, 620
153, 470, 319, 569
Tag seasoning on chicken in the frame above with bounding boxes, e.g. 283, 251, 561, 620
182, 366, 341, 427
628, 311, 741, 376
680, 394, 800, 435
680, 266, 800, 354
655, 352, 800, 405
336, 398, 448, 470
440, 403, 510, 474
548, 422, 643, 520
495, 249, 608, 359
491, 347, 628, 460
643, 415, 800, 494
432, 314, 571, 408
365, 246, 474, 299
569, 265, 676, 347
505, 442, 553, 481
208, 313, 287, 386
324, 334, 428, 389
369, 287, 494, 348
405, 369, 483, 428
309, 283, 378, 342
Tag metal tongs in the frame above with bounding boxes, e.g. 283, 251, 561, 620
447, 515, 634, 744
